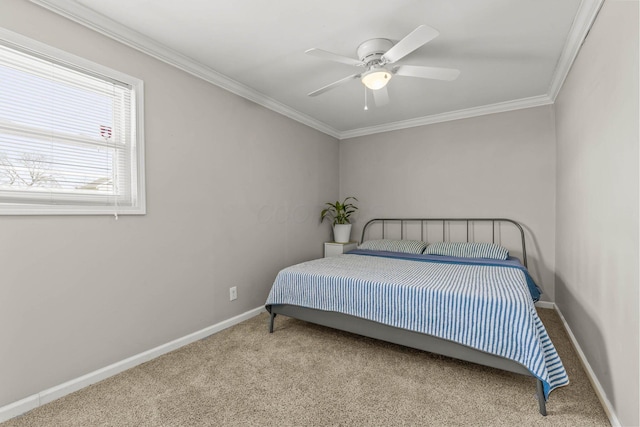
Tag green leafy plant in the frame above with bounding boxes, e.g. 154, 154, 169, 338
320, 197, 358, 225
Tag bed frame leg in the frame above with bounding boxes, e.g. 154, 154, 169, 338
536, 379, 547, 416
269, 312, 276, 333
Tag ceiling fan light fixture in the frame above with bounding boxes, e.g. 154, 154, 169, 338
361, 68, 392, 90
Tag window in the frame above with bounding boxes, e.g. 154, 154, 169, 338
0, 29, 145, 215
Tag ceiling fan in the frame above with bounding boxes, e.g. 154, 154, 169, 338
305, 25, 460, 108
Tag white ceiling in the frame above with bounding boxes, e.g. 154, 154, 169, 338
32, 0, 602, 139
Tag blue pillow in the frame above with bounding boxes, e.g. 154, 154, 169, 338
358, 239, 427, 254
424, 242, 509, 260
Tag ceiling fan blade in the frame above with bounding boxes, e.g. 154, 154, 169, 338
381, 25, 440, 64
372, 86, 389, 107
393, 64, 460, 81
305, 48, 365, 67
308, 73, 361, 97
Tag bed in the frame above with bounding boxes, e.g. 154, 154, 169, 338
265, 218, 568, 416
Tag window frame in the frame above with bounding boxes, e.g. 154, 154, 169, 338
0, 28, 146, 215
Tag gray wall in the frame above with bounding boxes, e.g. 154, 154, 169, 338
0, 1, 339, 407
554, 1, 639, 425
340, 106, 557, 300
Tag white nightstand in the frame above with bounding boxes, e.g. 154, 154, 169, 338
324, 241, 358, 257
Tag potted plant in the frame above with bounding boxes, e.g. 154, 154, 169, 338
320, 197, 358, 243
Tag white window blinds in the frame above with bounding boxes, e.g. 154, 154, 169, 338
0, 30, 145, 215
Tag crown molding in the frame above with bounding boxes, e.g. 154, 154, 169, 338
29, 0, 601, 140
28, 0, 341, 139
338, 95, 554, 139
547, 0, 605, 101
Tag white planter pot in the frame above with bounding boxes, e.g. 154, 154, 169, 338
333, 224, 352, 243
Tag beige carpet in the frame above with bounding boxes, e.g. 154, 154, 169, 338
3, 308, 609, 426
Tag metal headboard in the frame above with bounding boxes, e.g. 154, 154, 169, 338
360, 218, 528, 268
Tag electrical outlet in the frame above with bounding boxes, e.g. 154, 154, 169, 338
229, 286, 237, 301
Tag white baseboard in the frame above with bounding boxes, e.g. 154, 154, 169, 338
0, 395, 40, 424
0, 306, 266, 424
534, 300, 555, 309
553, 304, 621, 427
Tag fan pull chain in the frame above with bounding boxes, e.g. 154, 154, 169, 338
364, 88, 368, 111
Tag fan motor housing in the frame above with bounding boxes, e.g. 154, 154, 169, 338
357, 38, 393, 64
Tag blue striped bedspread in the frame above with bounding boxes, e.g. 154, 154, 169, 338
265, 251, 569, 399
